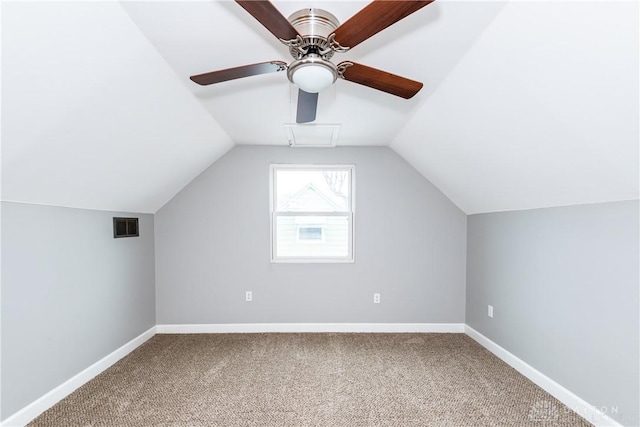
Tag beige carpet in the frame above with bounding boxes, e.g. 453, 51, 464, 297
29, 333, 592, 426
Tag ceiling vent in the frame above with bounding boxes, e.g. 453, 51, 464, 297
285, 124, 340, 148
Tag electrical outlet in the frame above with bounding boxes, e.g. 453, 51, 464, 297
246, 291, 252, 302
488, 305, 493, 318
373, 293, 381, 304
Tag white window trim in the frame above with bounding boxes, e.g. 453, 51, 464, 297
270, 164, 355, 263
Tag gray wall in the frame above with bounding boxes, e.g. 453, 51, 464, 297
1, 202, 156, 419
155, 146, 467, 324
466, 200, 639, 426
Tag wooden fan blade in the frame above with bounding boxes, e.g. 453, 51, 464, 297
296, 90, 318, 123
190, 61, 287, 86
332, 0, 434, 49
338, 62, 423, 99
236, 1, 300, 41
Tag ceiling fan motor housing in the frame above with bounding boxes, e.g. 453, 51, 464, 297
287, 8, 340, 60
286, 8, 341, 93
288, 8, 339, 36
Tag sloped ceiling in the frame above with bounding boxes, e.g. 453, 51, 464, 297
1, 1, 233, 213
1, 1, 638, 214
392, 1, 639, 214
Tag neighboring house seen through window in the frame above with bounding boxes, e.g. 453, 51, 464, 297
297, 226, 324, 242
270, 164, 354, 262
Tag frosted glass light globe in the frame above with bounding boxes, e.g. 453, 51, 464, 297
287, 58, 338, 93
292, 65, 335, 93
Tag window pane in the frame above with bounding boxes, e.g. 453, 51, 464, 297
276, 215, 349, 258
276, 169, 350, 212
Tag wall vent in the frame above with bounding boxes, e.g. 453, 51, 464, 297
113, 217, 139, 238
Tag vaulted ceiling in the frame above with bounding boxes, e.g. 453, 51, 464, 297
2, 1, 638, 214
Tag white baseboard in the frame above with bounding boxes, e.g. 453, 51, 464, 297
1, 326, 156, 427
464, 325, 623, 427
156, 323, 465, 334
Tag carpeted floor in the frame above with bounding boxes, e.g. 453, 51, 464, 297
29, 333, 592, 426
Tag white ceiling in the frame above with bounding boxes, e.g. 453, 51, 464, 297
392, 1, 639, 213
1, 1, 233, 213
1, 1, 638, 214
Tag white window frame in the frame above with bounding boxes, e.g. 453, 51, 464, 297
270, 164, 355, 263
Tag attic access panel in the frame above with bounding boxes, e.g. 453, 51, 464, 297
285, 124, 340, 147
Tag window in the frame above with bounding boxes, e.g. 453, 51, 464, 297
271, 165, 354, 262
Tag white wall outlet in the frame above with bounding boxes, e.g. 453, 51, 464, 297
373, 293, 381, 304
488, 305, 494, 318
245, 291, 252, 302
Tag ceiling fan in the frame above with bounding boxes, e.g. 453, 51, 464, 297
190, 0, 434, 123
